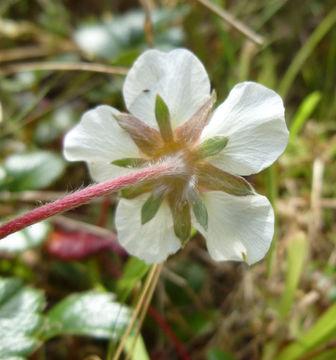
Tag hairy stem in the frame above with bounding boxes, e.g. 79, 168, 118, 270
0, 164, 170, 240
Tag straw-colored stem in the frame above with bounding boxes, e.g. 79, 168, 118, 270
125, 263, 164, 360
0, 61, 128, 76
112, 264, 161, 360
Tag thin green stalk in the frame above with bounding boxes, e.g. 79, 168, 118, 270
278, 8, 336, 98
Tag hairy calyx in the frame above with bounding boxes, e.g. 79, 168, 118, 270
113, 93, 253, 245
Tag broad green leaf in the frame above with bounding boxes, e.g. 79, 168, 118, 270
290, 91, 321, 139
141, 191, 165, 225
277, 301, 336, 360
4, 151, 65, 191
74, 8, 188, 59
112, 157, 148, 168
34, 106, 76, 145
279, 232, 307, 318
43, 291, 131, 340
155, 94, 173, 142
197, 163, 253, 196
0, 222, 50, 254
194, 136, 228, 159
117, 258, 150, 300
0, 278, 44, 358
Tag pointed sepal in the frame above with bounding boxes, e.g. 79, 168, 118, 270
141, 190, 165, 225
175, 91, 216, 144
112, 157, 149, 168
189, 191, 208, 230
197, 163, 254, 196
194, 136, 228, 160
168, 193, 191, 246
155, 94, 173, 142
115, 113, 163, 156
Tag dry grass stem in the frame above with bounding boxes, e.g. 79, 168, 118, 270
196, 0, 264, 45
125, 263, 164, 360
309, 157, 325, 246
112, 264, 161, 360
139, 0, 154, 45
0, 61, 129, 76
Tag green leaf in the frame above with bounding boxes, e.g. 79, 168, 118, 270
278, 9, 336, 97
207, 347, 236, 360
197, 163, 254, 196
277, 301, 336, 360
4, 151, 65, 191
289, 91, 321, 139
43, 291, 131, 340
155, 94, 173, 142
189, 191, 208, 230
0, 222, 50, 254
0, 277, 44, 358
279, 232, 307, 318
117, 257, 150, 300
112, 157, 148, 168
124, 334, 150, 360
194, 136, 228, 159
141, 190, 165, 224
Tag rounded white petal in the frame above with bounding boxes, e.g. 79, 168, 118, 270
87, 161, 134, 182
123, 48, 211, 130
63, 105, 140, 164
201, 82, 289, 176
194, 191, 274, 265
115, 194, 181, 264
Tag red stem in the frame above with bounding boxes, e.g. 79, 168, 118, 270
0, 164, 169, 240
148, 305, 191, 360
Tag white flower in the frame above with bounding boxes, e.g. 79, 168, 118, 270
63, 49, 289, 265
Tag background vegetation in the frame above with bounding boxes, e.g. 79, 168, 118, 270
1, 0, 336, 359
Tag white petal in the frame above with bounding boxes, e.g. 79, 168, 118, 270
194, 191, 274, 265
87, 161, 134, 182
201, 82, 289, 176
63, 105, 139, 164
115, 194, 181, 264
123, 49, 211, 130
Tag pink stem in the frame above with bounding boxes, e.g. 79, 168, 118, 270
0, 164, 170, 240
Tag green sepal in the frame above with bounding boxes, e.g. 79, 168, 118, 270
121, 181, 154, 199
115, 113, 163, 156
194, 136, 228, 159
155, 94, 173, 142
112, 158, 148, 168
189, 191, 208, 230
170, 200, 191, 246
197, 163, 254, 196
141, 190, 165, 225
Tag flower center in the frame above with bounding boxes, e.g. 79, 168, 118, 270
113, 93, 251, 244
